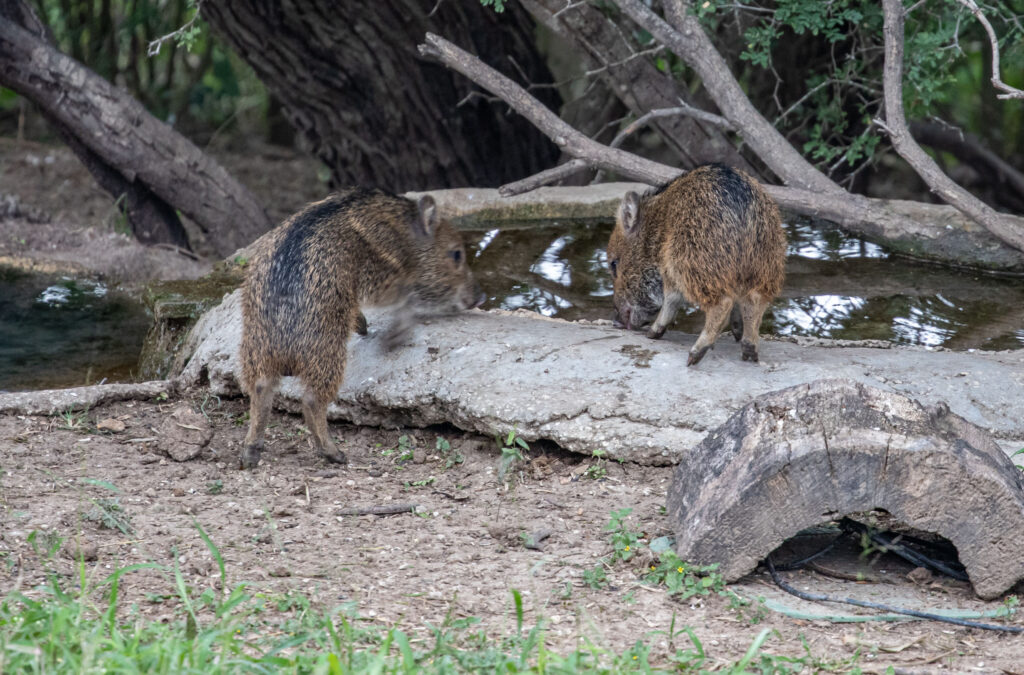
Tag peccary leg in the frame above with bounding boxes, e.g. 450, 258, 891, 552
729, 305, 744, 342
738, 293, 770, 362
647, 291, 686, 340
688, 299, 734, 366
301, 391, 348, 465
242, 375, 279, 469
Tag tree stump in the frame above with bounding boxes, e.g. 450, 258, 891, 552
666, 378, 1024, 599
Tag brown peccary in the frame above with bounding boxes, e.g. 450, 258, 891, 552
606, 164, 786, 366
239, 188, 484, 469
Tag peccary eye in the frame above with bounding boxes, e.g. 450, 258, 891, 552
610, 259, 618, 278
449, 249, 463, 266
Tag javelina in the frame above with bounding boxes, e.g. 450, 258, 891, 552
239, 188, 483, 469
606, 164, 786, 366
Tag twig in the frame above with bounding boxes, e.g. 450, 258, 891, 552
335, 503, 419, 516
418, 33, 677, 186
609, 103, 734, 150
147, 1, 202, 57
952, 0, 1024, 100
498, 159, 590, 196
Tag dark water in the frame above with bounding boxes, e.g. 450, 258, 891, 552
466, 221, 1024, 352
0, 267, 150, 392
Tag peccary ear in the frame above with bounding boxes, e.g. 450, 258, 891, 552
619, 191, 641, 235
414, 195, 439, 238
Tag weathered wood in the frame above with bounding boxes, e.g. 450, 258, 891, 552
666, 379, 1024, 600
0, 15, 272, 255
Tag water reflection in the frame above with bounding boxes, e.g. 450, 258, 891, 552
464, 221, 1024, 351
0, 268, 150, 391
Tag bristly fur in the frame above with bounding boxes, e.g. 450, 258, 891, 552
606, 164, 786, 366
238, 189, 482, 469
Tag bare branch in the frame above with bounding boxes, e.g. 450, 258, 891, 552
609, 103, 735, 150
418, 33, 677, 186
499, 159, 590, 196
880, 0, 1024, 251
952, 0, 1024, 100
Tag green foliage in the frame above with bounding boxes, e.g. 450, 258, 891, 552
605, 507, 640, 562
436, 436, 464, 470
497, 428, 530, 485
643, 553, 725, 600
480, 0, 507, 12
84, 497, 134, 535
1013, 447, 1024, 471
693, 0, 1024, 179
19, 0, 268, 137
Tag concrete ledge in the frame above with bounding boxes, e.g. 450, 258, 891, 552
177, 289, 1024, 465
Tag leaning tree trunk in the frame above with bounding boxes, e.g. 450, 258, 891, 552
0, 0, 273, 256
0, 0, 188, 250
202, 0, 561, 191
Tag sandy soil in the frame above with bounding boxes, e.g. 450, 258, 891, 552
1, 392, 1022, 671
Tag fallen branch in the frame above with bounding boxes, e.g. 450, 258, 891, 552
499, 159, 590, 197
335, 503, 419, 516
879, 0, 1024, 252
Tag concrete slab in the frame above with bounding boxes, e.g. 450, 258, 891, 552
178, 289, 1024, 465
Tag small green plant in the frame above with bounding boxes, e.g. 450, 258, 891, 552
57, 407, 89, 431
405, 476, 436, 489
84, 497, 134, 535
233, 411, 250, 427
605, 507, 641, 562
436, 436, 464, 470
382, 435, 414, 463
582, 449, 608, 480
1013, 447, 1024, 472
644, 552, 725, 600
26, 529, 63, 559
497, 429, 529, 485
583, 563, 608, 590
206, 480, 224, 495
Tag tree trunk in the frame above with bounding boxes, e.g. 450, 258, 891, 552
0, 0, 272, 256
202, 0, 562, 191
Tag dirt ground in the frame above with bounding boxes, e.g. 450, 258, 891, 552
2, 138, 1024, 671
1, 393, 1023, 672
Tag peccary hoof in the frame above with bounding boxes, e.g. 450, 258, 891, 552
321, 449, 348, 465
686, 346, 710, 366
666, 378, 1024, 599
240, 443, 263, 470
740, 340, 758, 362
646, 325, 666, 340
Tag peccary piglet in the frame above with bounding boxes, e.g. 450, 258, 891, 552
606, 164, 786, 366
239, 188, 483, 469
